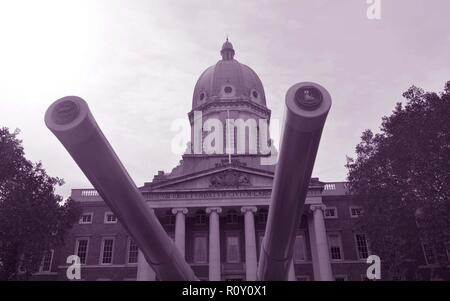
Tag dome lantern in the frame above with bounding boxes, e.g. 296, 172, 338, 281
220, 37, 235, 60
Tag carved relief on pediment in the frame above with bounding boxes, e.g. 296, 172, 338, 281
209, 170, 251, 188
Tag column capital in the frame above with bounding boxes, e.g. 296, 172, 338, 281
206, 207, 222, 215
171, 207, 188, 215
241, 206, 258, 214
310, 204, 326, 213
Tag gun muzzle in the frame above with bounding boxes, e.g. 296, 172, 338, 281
257, 82, 331, 280
45, 96, 197, 281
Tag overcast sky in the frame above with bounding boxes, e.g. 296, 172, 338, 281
1, 0, 449, 198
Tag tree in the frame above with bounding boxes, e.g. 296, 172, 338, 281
0, 127, 81, 280
346, 81, 450, 280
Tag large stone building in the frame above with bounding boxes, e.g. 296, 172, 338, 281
33, 40, 445, 281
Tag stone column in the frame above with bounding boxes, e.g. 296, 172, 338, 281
307, 214, 320, 281
172, 208, 188, 258
137, 250, 156, 281
288, 258, 296, 281
309, 204, 333, 281
241, 206, 258, 281
136, 208, 156, 281
206, 207, 222, 281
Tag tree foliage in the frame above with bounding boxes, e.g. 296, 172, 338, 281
346, 82, 450, 279
0, 127, 81, 280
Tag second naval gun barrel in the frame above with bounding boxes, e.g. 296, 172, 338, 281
258, 82, 331, 280
45, 96, 197, 281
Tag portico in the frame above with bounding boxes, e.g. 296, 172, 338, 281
137, 178, 333, 281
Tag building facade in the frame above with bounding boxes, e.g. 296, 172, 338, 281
49, 181, 369, 281
34, 40, 447, 281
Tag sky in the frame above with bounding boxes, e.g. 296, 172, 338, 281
1, 0, 449, 198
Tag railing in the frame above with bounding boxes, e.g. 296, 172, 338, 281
71, 189, 101, 201
322, 182, 349, 195
324, 183, 336, 190
81, 189, 99, 197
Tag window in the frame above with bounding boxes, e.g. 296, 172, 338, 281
226, 234, 241, 263
324, 207, 338, 219
164, 211, 176, 226
79, 213, 93, 224
224, 86, 233, 94
193, 234, 207, 263
100, 238, 115, 265
293, 235, 306, 262
350, 207, 363, 218
104, 212, 117, 224
335, 275, 347, 281
127, 239, 139, 264
422, 243, 436, 265
257, 209, 268, 224
39, 250, 54, 272
226, 210, 239, 224
328, 233, 343, 260
355, 234, 369, 259
195, 210, 207, 225
75, 238, 89, 264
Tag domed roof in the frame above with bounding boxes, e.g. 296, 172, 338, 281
192, 39, 266, 109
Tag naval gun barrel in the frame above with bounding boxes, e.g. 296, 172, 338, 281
258, 82, 331, 280
45, 96, 197, 281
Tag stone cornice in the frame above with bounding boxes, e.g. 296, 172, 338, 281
143, 164, 275, 190
143, 188, 272, 201
142, 187, 322, 201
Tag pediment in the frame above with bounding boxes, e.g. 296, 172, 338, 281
145, 166, 274, 191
